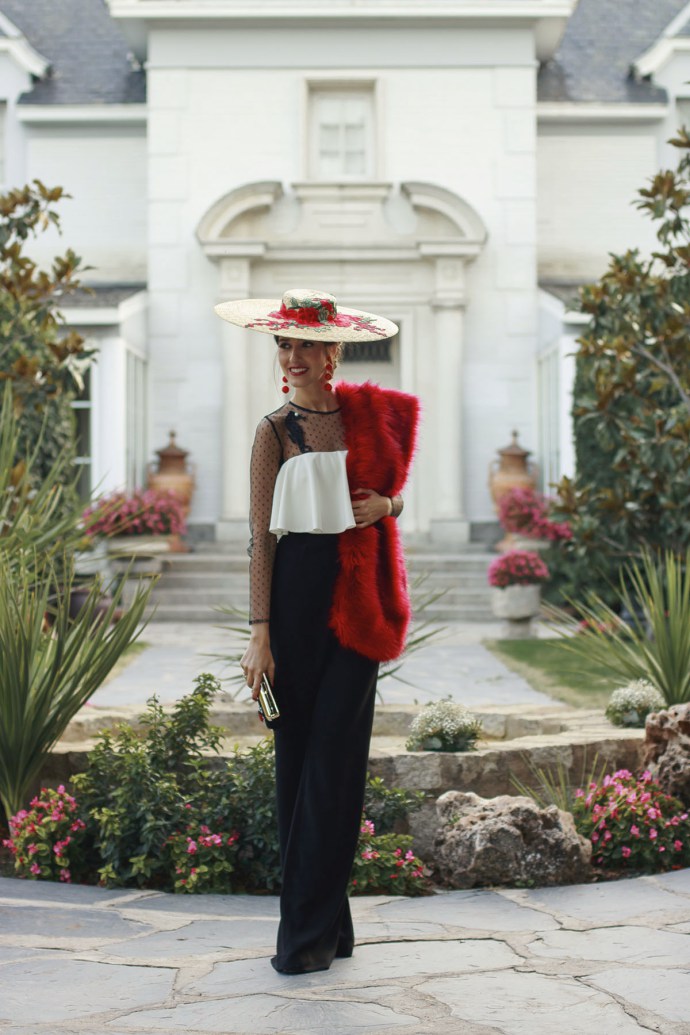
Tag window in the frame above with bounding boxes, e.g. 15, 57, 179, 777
341, 338, 393, 363
308, 84, 375, 179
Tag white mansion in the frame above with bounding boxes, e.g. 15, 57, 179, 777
0, 0, 688, 542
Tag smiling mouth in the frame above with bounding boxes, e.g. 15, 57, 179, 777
289, 367, 308, 375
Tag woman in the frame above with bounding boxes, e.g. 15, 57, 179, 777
214, 288, 420, 974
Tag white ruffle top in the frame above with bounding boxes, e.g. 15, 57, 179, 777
269, 450, 356, 536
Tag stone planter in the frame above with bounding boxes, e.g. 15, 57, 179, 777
509, 535, 551, 553
73, 538, 110, 578
106, 535, 172, 558
491, 584, 541, 620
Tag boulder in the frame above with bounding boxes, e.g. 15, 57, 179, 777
434, 790, 592, 889
643, 703, 690, 806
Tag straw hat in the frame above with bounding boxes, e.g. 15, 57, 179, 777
214, 288, 398, 343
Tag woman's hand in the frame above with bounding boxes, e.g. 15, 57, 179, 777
351, 488, 392, 528
241, 625, 275, 701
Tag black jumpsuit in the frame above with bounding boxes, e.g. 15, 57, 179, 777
249, 401, 379, 974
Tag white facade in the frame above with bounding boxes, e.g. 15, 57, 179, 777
1, 0, 686, 541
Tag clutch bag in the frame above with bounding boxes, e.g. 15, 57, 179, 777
258, 674, 281, 727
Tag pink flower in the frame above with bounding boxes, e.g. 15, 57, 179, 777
649, 828, 658, 840
630, 825, 640, 837
186, 840, 198, 855
647, 807, 661, 820
360, 820, 375, 836
59, 868, 71, 883
30, 863, 41, 875
674, 840, 683, 851
621, 846, 631, 858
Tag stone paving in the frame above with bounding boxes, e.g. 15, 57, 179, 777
89, 620, 557, 710
1, 871, 689, 1034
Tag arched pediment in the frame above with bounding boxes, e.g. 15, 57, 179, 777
401, 182, 487, 245
196, 181, 283, 247
197, 180, 487, 261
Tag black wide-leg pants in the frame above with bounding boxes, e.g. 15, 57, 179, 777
269, 532, 379, 974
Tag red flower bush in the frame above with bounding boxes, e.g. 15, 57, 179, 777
3, 786, 89, 884
488, 550, 550, 588
498, 487, 572, 542
83, 489, 186, 538
574, 769, 690, 873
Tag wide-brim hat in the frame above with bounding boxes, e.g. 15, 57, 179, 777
214, 288, 398, 343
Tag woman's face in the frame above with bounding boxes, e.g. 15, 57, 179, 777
277, 337, 331, 391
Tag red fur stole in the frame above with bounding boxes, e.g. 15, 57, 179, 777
329, 381, 420, 662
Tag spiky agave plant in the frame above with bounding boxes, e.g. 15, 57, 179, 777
543, 549, 690, 706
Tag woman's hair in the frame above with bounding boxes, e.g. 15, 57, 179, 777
273, 336, 344, 370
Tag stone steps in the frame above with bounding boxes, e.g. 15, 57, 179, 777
147, 543, 497, 622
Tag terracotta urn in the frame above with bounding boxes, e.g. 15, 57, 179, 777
489, 431, 537, 513
147, 431, 195, 519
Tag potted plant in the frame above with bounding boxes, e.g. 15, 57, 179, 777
497, 487, 572, 552
488, 549, 550, 620
405, 699, 482, 753
83, 489, 187, 561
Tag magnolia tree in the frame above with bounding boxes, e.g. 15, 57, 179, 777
0, 180, 91, 482
553, 129, 690, 598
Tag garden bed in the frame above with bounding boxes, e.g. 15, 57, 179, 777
44, 702, 643, 861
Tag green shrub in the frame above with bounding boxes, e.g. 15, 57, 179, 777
552, 130, 690, 600
0, 181, 92, 484
363, 776, 424, 835
12, 678, 431, 894
73, 675, 228, 888
349, 819, 429, 895
168, 823, 240, 894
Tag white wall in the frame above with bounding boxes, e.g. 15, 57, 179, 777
146, 25, 540, 530
24, 124, 147, 282
537, 122, 660, 278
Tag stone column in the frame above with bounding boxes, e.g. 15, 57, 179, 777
429, 259, 470, 544
216, 258, 252, 541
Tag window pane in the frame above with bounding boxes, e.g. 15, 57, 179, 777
344, 151, 366, 174
344, 123, 365, 149
319, 123, 340, 150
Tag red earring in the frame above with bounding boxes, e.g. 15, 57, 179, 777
323, 362, 333, 392
281, 375, 290, 395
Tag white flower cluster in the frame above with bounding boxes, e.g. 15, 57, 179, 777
605, 680, 666, 728
406, 699, 482, 752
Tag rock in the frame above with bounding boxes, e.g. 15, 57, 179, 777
433, 791, 592, 889
643, 703, 690, 806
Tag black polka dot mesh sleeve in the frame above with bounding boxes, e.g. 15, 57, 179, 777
248, 417, 282, 624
